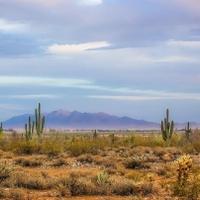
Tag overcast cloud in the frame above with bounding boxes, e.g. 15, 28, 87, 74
0, 0, 199, 122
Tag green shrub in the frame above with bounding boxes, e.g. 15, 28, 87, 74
96, 171, 109, 186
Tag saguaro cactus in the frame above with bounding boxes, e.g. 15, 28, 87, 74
0, 122, 3, 135
185, 122, 192, 140
25, 116, 34, 141
110, 133, 115, 145
93, 129, 98, 140
161, 108, 174, 142
35, 103, 45, 138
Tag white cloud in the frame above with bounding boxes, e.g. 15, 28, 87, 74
1, 76, 200, 102
14, 0, 62, 7
0, 76, 91, 88
78, 0, 103, 6
47, 41, 110, 55
88, 91, 200, 101
167, 39, 200, 48
7, 94, 59, 99
0, 18, 27, 33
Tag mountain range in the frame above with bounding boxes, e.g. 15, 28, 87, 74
3, 110, 200, 130
3, 110, 159, 130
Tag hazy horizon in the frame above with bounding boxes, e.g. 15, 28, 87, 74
0, 0, 200, 122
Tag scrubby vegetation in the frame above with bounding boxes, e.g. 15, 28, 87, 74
0, 130, 199, 200
0, 106, 200, 199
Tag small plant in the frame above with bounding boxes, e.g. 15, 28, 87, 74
124, 156, 149, 169
161, 108, 174, 143
185, 122, 192, 140
173, 154, 193, 196
93, 129, 98, 140
25, 116, 34, 141
177, 154, 192, 187
96, 171, 109, 186
0, 122, 3, 138
0, 122, 3, 133
0, 161, 13, 181
110, 133, 115, 145
35, 103, 45, 138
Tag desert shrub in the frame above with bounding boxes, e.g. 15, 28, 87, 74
124, 156, 149, 169
56, 184, 71, 197
125, 171, 144, 182
172, 154, 193, 196
66, 174, 103, 196
14, 140, 41, 154
188, 130, 200, 153
139, 181, 154, 195
77, 154, 93, 164
51, 158, 68, 167
94, 157, 116, 169
186, 175, 200, 200
15, 158, 42, 167
173, 174, 200, 200
124, 134, 164, 147
96, 171, 110, 186
10, 189, 27, 200
0, 161, 13, 181
4, 171, 55, 190
66, 138, 108, 156
110, 177, 137, 195
40, 139, 64, 156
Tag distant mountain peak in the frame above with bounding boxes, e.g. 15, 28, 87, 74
49, 109, 71, 116
4, 109, 159, 130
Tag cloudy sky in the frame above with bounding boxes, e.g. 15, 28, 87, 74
0, 0, 200, 122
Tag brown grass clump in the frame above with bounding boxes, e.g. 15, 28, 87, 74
77, 154, 94, 164
15, 157, 42, 167
124, 156, 149, 169
10, 189, 27, 200
51, 158, 68, 167
0, 161, 13, 181
3, 171, 56, 190
110, 176, 137, 196
66, 139, 108, 156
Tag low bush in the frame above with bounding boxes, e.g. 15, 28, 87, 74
0, 161, 13, 181
15, 158, 42, 167
124, 156, 149, 169
110, 176, 137, 195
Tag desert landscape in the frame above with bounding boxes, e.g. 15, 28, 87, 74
0, 0, 200, 199
0, 105, 199, 200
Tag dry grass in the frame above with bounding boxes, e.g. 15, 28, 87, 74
0, 131, 199, 199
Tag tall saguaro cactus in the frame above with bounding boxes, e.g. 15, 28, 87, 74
25, 116, 34, 141
0, 122, 3, 135
161, 108, 174, 142
185, 122, 192, 140
35, 103, 45, 137
93, 129, 98, 140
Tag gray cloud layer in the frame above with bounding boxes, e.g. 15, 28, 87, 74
0, 0, 199, 121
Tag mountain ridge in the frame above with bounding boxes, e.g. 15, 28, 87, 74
3, 109, 158, 129
4, 109, 200, 130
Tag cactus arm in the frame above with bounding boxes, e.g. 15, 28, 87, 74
185, 122, 192, 140
161, 109, 174, 142
35, 103, 45, 137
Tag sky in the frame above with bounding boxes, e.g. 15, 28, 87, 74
0, 0, 200, 122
